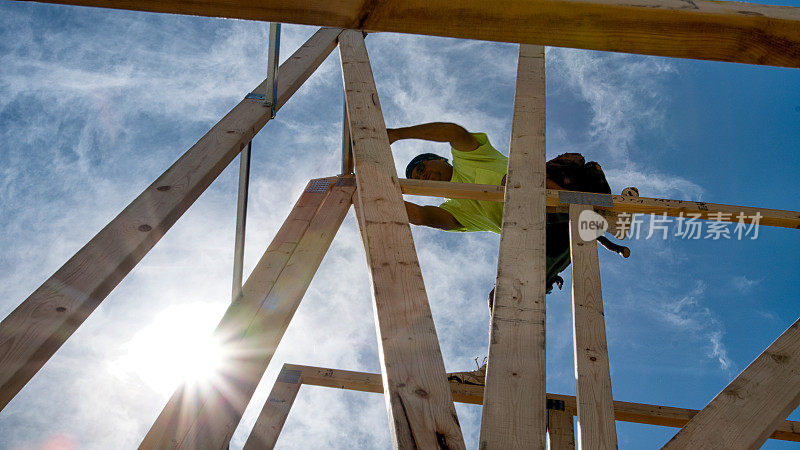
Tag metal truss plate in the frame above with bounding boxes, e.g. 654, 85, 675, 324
276, 368, 302, 384
306, 179, 332, 193
335, 177, 356, 187
245, 93, 266, 101
558, 191, 614, 207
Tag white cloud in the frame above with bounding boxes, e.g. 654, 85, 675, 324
654, 281, 734, 373
732, 275, 760, 293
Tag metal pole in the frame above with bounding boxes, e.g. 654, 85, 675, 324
264, 23, 281, 117
232, 23, 281, 301
232, 141, 251, 302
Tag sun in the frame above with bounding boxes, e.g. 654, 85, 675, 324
109, 303, 229, 396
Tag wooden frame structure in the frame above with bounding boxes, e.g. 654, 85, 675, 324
244, 363, 800, 447
3, 1, 800, 448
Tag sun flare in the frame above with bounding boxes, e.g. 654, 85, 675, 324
110, 304, 228, 396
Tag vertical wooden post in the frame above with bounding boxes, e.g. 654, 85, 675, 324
548, 408, 576, 450
339, 30, 466, 450
243, 364, 303, 450
480, 44, 548, 449
0, 27, 342, 413
568, 204, 618, 449
141, 178, 354, 449
663, 317, 800, 449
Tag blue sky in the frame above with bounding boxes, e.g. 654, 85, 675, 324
1, 2, 799, 448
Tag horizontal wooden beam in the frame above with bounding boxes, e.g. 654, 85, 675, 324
24, 0, 800, 67
284, 364, 800, 442
398, 179, 800, 229
0, 27, 341, 413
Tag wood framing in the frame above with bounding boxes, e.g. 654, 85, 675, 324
26, 0, 800, 67
141, 177, 354, 448
480, 44, 547, 449
252, 364, 800, 443
398, 179, 800, 229
568, 204, 618, 448
243, 366, 303, 449
664, 317, 800, 449
0, 27, 341, 413
339, 30, 465, 449
548, 409, 576, 450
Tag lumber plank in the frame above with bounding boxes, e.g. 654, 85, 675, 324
339, 30, 465, 450
663, 317, 800, 449
548, 408, 576, 450
568, 204, 618, 448
398, 180, 800, 230
285, 364, 800, 442
480, 44, 547, 450
0, 27, 341, 413
141, 178, 354, 449
25, 0, 800, 67
243, 364, 304, 450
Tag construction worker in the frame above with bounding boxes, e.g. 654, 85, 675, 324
387, 122, 573, 298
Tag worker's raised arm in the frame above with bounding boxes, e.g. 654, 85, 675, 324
387, 122, 479, 152
404, 201, 461, 230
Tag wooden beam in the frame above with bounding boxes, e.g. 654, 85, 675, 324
0, 27, 341, 413
141, 177, 354, 448
398, 179, 800, 230
401, 178, 506, 202
480, 44, 547, 449
663, 317, 800, 449
339, 30, 465, 449
568, 204, 618, 448
280, 364, 800, 442
26, 0, 800, 68
243, 364, 303, 450
548, 408, 576, 450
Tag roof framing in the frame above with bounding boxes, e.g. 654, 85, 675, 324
22, 0, 800, 67
257, 363, 800, 444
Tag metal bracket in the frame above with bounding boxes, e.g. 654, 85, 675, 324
245, 93, 266, 101
546, 398, 566, 411
306, 179, 333, 193
558, 191, 614, 207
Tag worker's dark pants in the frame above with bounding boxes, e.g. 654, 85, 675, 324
488, 213, 571, 310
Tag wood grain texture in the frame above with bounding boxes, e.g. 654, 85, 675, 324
0, 27, 341, 413
548, 409, 576, 450
25, 0, 800, 67
663, 317, 800, 449
141, 179, 354, 449
339, 30, 465, 450
286, 364, 800, 442
480, 44, 547, 450
243, 365, 303, 450
569, 204, 618, 449
398, 180, 800, 230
